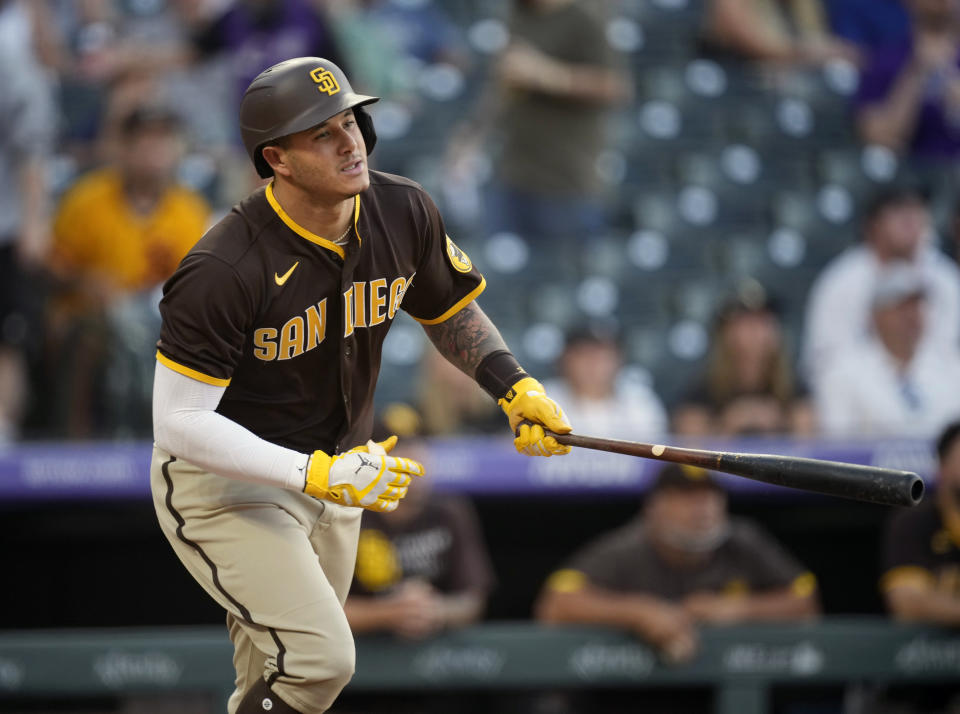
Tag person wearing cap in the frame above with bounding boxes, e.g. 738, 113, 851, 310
814, 262, 960, 437
873, 420, 960, 712
149, 57, 571, 714
535, 463, 819, 664
802, 185, 960, 388
47, 103, 210, 436
542, 323, 668, 441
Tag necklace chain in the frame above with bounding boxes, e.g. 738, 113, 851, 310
332, 224, 352, 246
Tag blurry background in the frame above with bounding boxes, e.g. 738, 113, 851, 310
3, 0, 960, 712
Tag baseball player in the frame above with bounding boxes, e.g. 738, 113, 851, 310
150, 57, 572, 714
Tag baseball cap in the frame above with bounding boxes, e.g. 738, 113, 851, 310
649, 463, 723, 493
120, 104, 183, 137
871, 262, 927, 309
563, 322, 621, 350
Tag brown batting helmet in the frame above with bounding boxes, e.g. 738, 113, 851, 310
239, 57, 379, 178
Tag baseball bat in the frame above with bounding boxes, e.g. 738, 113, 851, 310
547, 431, 923, 507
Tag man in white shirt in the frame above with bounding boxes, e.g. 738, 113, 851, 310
802, 186, 960, 387
815, 263, 960, 438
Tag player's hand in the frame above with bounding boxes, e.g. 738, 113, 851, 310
498, 377, 572, 456
304, 436, 424, 512
387, 580, 445, 639
636, 601, 699, 664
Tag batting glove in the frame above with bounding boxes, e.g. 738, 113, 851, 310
304, 435, 424, 512
498, 377, 572, 456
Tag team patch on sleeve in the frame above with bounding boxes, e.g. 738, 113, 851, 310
445, 235, 473, 273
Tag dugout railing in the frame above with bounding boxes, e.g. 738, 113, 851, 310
1, 619, 959, 714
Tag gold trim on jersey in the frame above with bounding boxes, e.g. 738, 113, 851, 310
156, 351, 231, 387
879, 565, 935, 592
265, 184, 360, 259
790, 571, 818, 598
412, 277, 487, 325
544, 568, 588, 593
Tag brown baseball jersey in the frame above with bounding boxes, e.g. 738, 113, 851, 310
547, 516, 815, 599
156, 170, 485, 453
881, 498, 960, 596
351, 495, 496, 596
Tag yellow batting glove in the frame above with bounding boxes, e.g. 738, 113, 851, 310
498, 377, 572, 456
304, 436, 424, 512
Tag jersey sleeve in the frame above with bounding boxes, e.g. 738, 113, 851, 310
880, 508, 937, 592
400, 190, 485, 324
735, 521, 811, 593
156, 253, 256, 386
546, 526, 638, 593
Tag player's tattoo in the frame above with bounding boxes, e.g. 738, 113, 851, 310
422, 301, 509, 377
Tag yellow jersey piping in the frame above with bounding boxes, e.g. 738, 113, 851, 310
412, 277, 486, 325
156, 351, 231, 387
265, 183, 360, 259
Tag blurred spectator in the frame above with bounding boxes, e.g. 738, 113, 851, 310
448, 0, 632, 246
876, 420, 960, 713
536, 464, 818, 663
802, 185, 960, 385
345, 436, 494, 639
327, 0, 469, 101
826, 0, 912, 55
188, 0, 346, 106
673, 282, 814, 437
814, 263, 960, 437
856, 0, 960, 159
700, 0, 859, 67
47, 104, 209, 437
0, 0, 58, 440
416, 346, 502, 435
542, 324, 668, 441
883, 420, 960, 621
53, 0, 196, 168
949, 193, 960, 263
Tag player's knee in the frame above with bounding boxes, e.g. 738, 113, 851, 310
281, 626, 356, 709
321, 640, 356, 692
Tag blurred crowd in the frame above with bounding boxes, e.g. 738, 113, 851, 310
5, 1, 960, 712
3, 0, 960, 445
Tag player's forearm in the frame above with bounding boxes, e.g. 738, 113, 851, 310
153, 361, 307, 491
858, 63, 929, 151
536, 586, 670, 635
887, 587, 960, 625
421, 301, 510, 378
737, 590, 820, 621
535, 62, 632, 104
438, 591, 487, 628
343, 596, 401, 633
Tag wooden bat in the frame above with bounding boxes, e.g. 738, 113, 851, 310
547, 431, 924, 507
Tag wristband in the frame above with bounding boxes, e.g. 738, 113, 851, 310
475, 350, 529, 400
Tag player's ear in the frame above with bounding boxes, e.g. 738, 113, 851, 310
261, 144, 292, 177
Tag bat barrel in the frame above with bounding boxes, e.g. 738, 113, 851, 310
715, 452, 924, 507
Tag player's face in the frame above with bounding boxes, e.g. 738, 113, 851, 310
277, 110, 369, 201
647, 487, 729, 554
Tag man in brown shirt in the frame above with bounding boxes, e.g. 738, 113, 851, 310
150, 57, 571, 714
536, 464, 819, 663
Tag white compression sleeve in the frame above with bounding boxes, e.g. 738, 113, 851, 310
152, 361, 309, 491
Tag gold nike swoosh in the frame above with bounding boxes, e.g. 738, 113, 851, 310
275, 261, 300, 286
